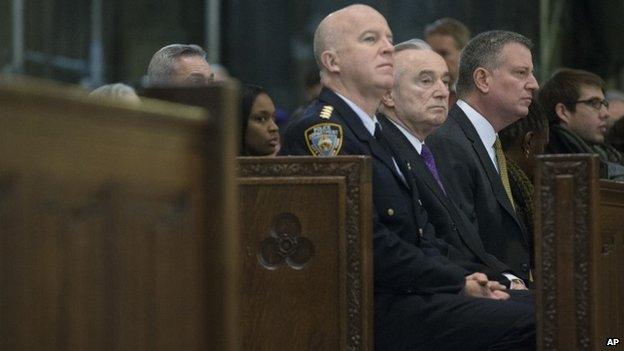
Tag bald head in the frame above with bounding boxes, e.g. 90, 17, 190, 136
313, 5, 386, 70
311, 4, 394, 115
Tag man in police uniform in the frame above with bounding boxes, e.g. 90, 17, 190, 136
281, 5, 535, 351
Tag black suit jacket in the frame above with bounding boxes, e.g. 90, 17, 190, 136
428, 104, 532, 282
379, 115, 515, 284
281, 88, 469, 295
281, 90, 537, 351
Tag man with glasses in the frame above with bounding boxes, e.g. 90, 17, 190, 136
538, 68, 624, 180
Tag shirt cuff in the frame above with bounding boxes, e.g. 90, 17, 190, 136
502, 273, 524, 285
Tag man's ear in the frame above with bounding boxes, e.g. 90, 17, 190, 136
555, 102, 571, 124
321, 50, 340, 73
473, 67, 490, 93
381, 90, 395, 108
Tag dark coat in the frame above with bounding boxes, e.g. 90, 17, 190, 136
378, 115, 516, 285
428, 104, 532, 282
282, 88, 468, 295
281, 89, 535, 351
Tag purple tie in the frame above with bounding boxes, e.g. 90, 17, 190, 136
420, 144, 446, 195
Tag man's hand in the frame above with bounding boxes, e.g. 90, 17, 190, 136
463, 273, 510, 300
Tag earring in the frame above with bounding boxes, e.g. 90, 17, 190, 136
524, 147, 530, 159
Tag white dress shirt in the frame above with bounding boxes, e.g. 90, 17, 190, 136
456, 100, 501, 174
388, 119, 424, 154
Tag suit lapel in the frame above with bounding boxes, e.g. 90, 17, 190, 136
319, 89, 409, 189
449, 108, 518, 216
379, 117, 450, 205
380, 116, 495, 258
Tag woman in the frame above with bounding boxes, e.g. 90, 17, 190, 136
499, 99, 549, 245
240, 84, 280, 156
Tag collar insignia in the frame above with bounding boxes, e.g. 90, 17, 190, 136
319, 105, 334, 119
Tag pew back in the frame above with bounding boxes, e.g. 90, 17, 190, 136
0, 77, 239, 351
534, 154, 624, 351
237, 156, 373, 351
598, 180, 624, 341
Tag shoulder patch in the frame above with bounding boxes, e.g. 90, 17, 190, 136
304, 123, 343, 156
318, 105, 334, 119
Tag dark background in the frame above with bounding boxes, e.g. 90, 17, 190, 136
1, 0, 623, 113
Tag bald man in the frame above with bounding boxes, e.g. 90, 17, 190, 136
281, 5, 534, 351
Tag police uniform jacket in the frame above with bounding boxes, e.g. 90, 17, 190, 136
281, 89, 539, 351
281, 88, 469, 295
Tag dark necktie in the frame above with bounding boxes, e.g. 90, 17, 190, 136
374, 123, 393, 155
374, 123, 407, 183
420, 144, 447, 195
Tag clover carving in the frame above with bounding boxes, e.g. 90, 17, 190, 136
258, 212, 314, 270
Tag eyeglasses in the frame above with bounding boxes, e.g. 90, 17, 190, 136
574, 98, 609, 110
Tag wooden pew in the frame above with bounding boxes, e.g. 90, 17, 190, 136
534, 154, 624, 350
0, 77, 239, 350
237, 156, 373, 351
141, 87, 374, 349
599, 179, 624, 345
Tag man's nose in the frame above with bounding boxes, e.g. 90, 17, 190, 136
526, 74, 539, 91
381, 37, 394, 54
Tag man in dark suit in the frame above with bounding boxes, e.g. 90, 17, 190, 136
377, 38, 527, 290
281, 5, 534, 351
428, 31, 539, 284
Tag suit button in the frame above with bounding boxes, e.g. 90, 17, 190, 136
418, 199, 423, 206
522, 264, 529, 272
418, 228, 423, 236
387, 208, 394, 216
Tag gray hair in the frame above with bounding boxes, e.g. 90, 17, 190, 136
392, 39, 432, 82
394, 38, 431, 53
90, 83, 139, 102
456, 30, 533, 98
147, 44, 207, 86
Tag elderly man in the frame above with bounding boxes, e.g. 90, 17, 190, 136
539, 68, 624, 179
428, 31, 539, 285
424, 17, 471, 106
146, 44, 213, 86
281, 6, 534, 351
377, 39, 527, 290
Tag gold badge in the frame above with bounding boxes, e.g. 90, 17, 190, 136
319, 105, 334, 119
304, 123, 343, 156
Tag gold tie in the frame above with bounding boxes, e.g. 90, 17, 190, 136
494, 136, 515, 210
